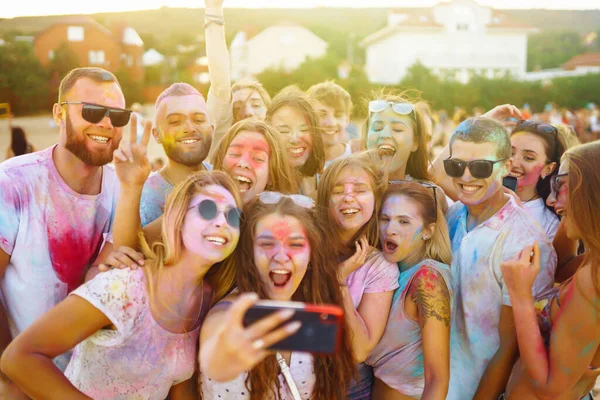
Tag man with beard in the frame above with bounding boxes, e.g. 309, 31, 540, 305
0, 68, 128, 394
139, 83, 213, 226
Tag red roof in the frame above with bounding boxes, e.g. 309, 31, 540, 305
563, 53, 600, 70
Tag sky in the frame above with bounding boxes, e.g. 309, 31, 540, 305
1, 0, 599, 18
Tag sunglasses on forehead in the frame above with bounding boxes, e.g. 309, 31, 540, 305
368, 100, 415, 117
61, 102, 132, 127
190, 199, 243, 228
514, 119, 559, 160
388, 180, 439, 221
443, 157, 507, 179
258, 191, 315, 209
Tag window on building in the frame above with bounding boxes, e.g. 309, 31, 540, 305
67, 26, 84, 42
48, 50, 54, 60
88, 50, 105, 65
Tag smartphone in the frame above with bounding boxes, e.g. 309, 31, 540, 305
503, 176, 518, 192
243, 300, 344, 354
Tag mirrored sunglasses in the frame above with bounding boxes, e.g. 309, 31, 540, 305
258, 191, 315, 209
192, 199, 243, 228
368, 100, 415, 117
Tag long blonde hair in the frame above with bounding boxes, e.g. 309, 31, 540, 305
382, 182, 452, 265
212, 119, 299, 195
563, 141, 600, 302
139, 171, 242, 306
316, 150, 387, 259
266, 85, 325, 177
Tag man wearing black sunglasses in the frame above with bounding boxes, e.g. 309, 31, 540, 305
444, 117, 557, 400
0, 67, 128, 390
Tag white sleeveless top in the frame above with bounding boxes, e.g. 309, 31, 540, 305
200, 351, 316, 399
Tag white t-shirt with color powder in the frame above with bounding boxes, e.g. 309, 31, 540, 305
0, 145, 119, 368
65, 268, 201, 399
446, 196, 557, 400
523, 198, 560, 242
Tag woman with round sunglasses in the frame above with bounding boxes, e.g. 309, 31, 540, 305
508, 120, 567, 241
361, 90, 432, 183
1, 171, 243, 399
316, 151, 400, 399
367, 181, 453, 400
266, 86, 326, 197
200, 193, 356, 400
500, 141, 600, 400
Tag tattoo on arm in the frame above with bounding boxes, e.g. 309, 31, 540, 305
410, 268, 451, 327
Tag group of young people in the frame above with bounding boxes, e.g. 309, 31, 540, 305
0, 2, 599, 400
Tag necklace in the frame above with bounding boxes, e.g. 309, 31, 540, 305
523, 192, 539, 203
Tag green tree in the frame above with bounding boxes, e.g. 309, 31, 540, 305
527, 31, 586, 71
47, 42, 80, 79
113, 69, 145, 106
0, 40, 50, 114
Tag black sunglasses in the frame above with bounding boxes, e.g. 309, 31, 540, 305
389, 180, 438, 221
192, 199, 243, 228
61, 101, 132, 127
443, 158, 507, 179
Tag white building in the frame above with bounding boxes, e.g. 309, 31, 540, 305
230, 24, 328, 81
360, 0, 538, 84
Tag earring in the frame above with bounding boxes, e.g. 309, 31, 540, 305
422, 235, 430, 240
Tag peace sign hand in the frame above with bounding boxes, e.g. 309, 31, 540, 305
201, 293, 301, 381
113, 114, 152, 188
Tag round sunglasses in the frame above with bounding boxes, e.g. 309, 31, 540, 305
61, 101, 132, 127
443, 158, 507, 179
192, 199, 243, 228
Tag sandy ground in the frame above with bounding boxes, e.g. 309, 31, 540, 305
0, 104, 166, 164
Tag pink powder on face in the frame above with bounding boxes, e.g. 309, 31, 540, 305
518, 164, 545, 188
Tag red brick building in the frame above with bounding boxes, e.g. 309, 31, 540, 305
34, 16, 144, 82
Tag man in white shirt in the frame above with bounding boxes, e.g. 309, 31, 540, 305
444, 117, 557, 400
0, 68, 126, 392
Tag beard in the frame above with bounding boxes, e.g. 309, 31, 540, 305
162, 130, 212, 167
64, 117, 119, 166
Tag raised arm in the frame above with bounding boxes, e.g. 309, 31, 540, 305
205, 0, 231, 102
502, 243, 600, 398
411, 267, 451, 400
111, 116, 152, 249
338, 239, 395, 362
0, 295, 111, 399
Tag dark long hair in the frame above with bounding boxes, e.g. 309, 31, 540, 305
511, 121, 567, 215
10, 127, 30, 156
235, 198, 356, 400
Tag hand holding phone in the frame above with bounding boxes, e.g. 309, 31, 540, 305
243, 300, 344, 354
200, 293, 301, 381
